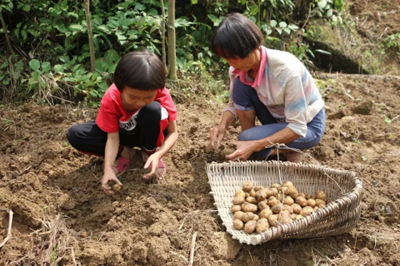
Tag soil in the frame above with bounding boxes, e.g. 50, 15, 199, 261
1, 1, 400, 265
0, 73, 400, 266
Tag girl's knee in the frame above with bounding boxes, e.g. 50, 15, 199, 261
66, 125, 80, 147
142, 101, 161, 114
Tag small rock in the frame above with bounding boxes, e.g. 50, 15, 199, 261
61, 200, 76, 211
22, 155, 31, 164
351, 101, 373, 115
81, 231, 88, 238
48, 170, 55, 178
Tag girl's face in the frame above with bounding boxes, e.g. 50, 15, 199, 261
223, 48, 260, 72
120, 87, 158, 112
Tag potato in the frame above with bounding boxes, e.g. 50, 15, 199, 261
249, 190, 256, 197
241, 201, 249, 210
295, 215, 303, 220
267, 214, 278, 226
233, 211, 244, 220
241, 212, 254, 222
275, 193, 282, 201
314, 206, 319, 211
307, 199, 316, 208
290, 214, 297, 220
233, 196, 245, 205
235, 190, 246, 199
231, 205, 241, 213
282, 205, 293, 214
296, 196, 307, 207
246, 196, 257, 204
283, 181, 294, 187
242, 182, 254, 192
253, 214, 259, 221
268, 188, 279, 197
270, 183, 281, 191
233, 219, 244, 230
112, 184, 123, 193
244, 220, 257, 234
245, 192, 250, 198
258, 200, 269, 211
315, 199, 326, 208
242, 203, 258, 213
255, 189, 267, 202
259, 208, 273, 219
315, 190, 327, 202
305, 193, 314, 200
267, 197, 279, 207
289, 186, 299, 198
298, 193, 306, 198
300, 206, 314, 216
282, 186, 290, 195
292, 204, 302, 214
272, 203, 283, 214
254, 185, 264, 192
283, 196, 294, 206
278, 210, 292, 224
256, 218, 270, 233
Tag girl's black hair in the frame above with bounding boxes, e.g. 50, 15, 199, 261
210, 13, 263, 59
114, 50, 165, 91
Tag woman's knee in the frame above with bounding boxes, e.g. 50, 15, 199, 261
238, 128, 257, 141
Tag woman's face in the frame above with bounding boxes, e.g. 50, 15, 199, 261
120, 87, 158, 112
223, 48, 259, 72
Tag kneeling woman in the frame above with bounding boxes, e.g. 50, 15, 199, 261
209, 13, 325, 162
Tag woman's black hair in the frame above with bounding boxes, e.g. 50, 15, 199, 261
114, 50, 165, 91
210, 13, 263, 59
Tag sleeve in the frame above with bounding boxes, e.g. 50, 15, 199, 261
222, 67, 238, 119
284, 76, 308, 137
156, 88, 177, 121
96, 96, 120, 133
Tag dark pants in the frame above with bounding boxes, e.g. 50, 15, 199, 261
66, 101, 163, 157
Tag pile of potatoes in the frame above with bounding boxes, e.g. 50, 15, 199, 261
231, 181, 327, 234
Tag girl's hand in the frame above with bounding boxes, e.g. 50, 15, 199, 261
143, 152, 164, 180
101, 168, 122, 195
225, 140, 259, 161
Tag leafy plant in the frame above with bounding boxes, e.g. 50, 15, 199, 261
384, 33, 400, 54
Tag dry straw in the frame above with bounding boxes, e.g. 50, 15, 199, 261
207, 161, 362, 245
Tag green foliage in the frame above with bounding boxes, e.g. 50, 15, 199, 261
383, 33, 400, 54
0, 0, 347, 105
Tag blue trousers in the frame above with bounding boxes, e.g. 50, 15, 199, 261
232, 78, 326, 159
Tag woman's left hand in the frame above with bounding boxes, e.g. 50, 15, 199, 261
225, 140, 260, 161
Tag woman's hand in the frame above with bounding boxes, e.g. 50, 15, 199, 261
209, 125, 227, 149
101, 167, 122, 195
225, 140, 260, 161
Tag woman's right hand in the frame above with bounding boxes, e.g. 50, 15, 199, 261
101, 167, 122, 195
209, 125, 226, 149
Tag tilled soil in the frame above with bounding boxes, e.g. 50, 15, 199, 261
1, 73, 400, 265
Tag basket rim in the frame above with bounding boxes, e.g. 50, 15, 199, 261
207, 160, 363, 244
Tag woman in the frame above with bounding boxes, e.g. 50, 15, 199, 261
209, 13, 325, 162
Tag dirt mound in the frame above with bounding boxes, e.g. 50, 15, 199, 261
1, 74, 400, 265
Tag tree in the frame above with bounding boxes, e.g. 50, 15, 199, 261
84, 0, 95, 73
160, 0, 167, 72
0, 2, 14, 54
167, 0, 176, 80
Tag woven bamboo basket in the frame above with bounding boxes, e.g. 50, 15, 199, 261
207, 161, 362, 245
